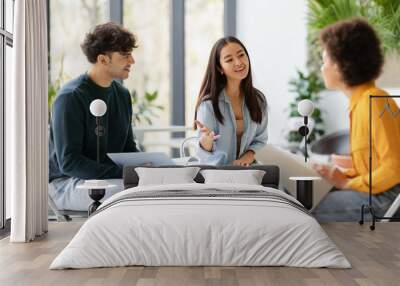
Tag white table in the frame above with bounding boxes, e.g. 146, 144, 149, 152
134, 125, 192, 133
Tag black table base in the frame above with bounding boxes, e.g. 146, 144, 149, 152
296, 180, 313, 210
88, 188, 105, 216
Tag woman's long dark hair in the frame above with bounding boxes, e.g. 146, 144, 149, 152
194, 36, 266, 129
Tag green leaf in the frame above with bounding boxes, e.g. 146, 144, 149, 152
145, 91, 158, 102
288, 131, 304, 142
290, 111, 301, 117
130, 89, 162, 126
307, 0, 400, 55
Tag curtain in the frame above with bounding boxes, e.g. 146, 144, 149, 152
8, 0, 48, 242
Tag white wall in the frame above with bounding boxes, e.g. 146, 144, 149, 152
237, 0, 309, 145
237, 1, 400, 145
318, 90, 349, 133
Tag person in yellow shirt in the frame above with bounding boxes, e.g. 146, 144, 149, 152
312, 18, 400, 221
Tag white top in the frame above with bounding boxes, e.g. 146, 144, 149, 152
289, 176, 321, 181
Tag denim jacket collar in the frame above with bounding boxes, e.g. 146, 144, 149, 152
218, 89, 230, 103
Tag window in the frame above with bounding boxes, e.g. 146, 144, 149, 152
4, 44, 11, 221
49, 0, 108, 84
48, 0, 235, 156
1, 0, 14, 230
185, 0, 224, 126
123, 0, 171, 153
5, 0, 13, 33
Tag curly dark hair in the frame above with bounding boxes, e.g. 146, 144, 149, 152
320, 18, 384, 87
81, 22, 138, 63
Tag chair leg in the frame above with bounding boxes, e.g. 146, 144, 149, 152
381, 194, 400, 222
48, 194, 70, 222
359, 204, 365, 225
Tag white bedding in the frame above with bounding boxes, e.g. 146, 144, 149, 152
50, 183, 351, 269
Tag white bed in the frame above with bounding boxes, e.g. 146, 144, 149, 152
50, 183, 351, 269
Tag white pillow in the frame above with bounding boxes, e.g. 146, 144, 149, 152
135, 167, 201, 186
200, 169, 266, 185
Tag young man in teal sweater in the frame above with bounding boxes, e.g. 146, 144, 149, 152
49, 22, 139, 211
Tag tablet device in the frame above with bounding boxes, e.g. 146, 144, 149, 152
107, 152, 175, 167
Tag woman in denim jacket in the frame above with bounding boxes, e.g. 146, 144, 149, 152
194, 37, 268, 166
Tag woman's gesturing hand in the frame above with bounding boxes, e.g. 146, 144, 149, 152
195, 120, 220, 152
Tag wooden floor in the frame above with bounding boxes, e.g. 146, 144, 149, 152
0, 221, 399, 286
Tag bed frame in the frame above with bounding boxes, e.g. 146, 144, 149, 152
123, 165, 280, 189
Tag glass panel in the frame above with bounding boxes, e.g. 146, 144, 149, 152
5, 0, 14, 33
123, 0, 171, 154
185, 0, 224, 126
0, 40, 3, 227
0, 0, 3, 30
50, 0, 107, 84
5, 43, 12, 219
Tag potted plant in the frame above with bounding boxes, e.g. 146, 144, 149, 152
307, 0, 400, 72
130, 90, 164, 126
48, 53, 70, 119
285, 69, 325, 150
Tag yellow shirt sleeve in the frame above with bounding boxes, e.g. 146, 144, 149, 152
344, 168, 357, 178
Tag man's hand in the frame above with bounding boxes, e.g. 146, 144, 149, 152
312, 163, 350, 189
195, 120, 220, 152
233, 150, 255, 167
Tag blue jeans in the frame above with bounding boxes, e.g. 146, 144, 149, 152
48, 177, 124, 211
312, 184, 400, 222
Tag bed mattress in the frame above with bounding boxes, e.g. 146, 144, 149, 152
50, 183, 350, 269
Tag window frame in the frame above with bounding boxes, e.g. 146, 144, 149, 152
0, 0, 14, 232
106, 0, 236, 127
45, 0, 236, 163
171, 0, 236, 127
47, 0, 236, 129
